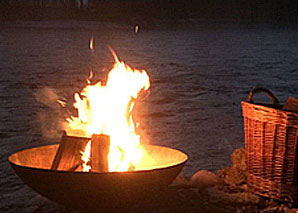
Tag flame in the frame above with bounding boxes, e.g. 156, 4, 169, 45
57, 99, 66, 107
86, 69, 94, 84
65, 52, 150, 172
81, 140, 91, 172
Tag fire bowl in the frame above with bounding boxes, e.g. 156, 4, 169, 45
8, 144, 188, 209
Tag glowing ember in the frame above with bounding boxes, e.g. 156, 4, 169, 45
89, 37, 94, 51
134, 25, 139, 33
64, 51, 150, 172
81, 140, 91, 172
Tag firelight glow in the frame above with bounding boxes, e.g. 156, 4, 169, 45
65, 51, 150, 172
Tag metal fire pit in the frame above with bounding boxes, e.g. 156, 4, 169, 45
8, 144, 188, 209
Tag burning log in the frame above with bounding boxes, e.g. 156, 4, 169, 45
51, 132, 90, 171
51, 132, 110, 172
90, 134, 110, 172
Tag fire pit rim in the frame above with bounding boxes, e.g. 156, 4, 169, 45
8, 144, 188, 174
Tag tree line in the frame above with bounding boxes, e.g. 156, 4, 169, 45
1, 0, 298, 22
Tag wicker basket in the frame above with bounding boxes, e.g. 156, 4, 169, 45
242, 88, 298, 203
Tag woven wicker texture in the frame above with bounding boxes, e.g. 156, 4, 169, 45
242, 88, 298, 202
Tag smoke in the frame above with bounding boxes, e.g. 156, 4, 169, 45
34, 87, 60, 108
34, 87, 67, 140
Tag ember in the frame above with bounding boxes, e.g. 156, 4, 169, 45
89, 37, 94, 51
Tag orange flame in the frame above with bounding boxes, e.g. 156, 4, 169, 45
86, 69, 94, 84
57, 99, 66, 107
65, 51, 150, 172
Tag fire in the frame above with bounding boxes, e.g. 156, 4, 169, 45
81, 140, 91, 172
86, 69, 94, 84
65, 52, 150, 172
57, 99, 66, 107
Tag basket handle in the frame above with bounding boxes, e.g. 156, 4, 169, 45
246, 87, 279, 107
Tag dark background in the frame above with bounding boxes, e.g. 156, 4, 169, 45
1, 0, 298, 24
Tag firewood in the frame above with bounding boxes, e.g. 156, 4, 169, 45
90, 134, 110, 172
283, 97, 298, 112
51, 132, 90, 171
